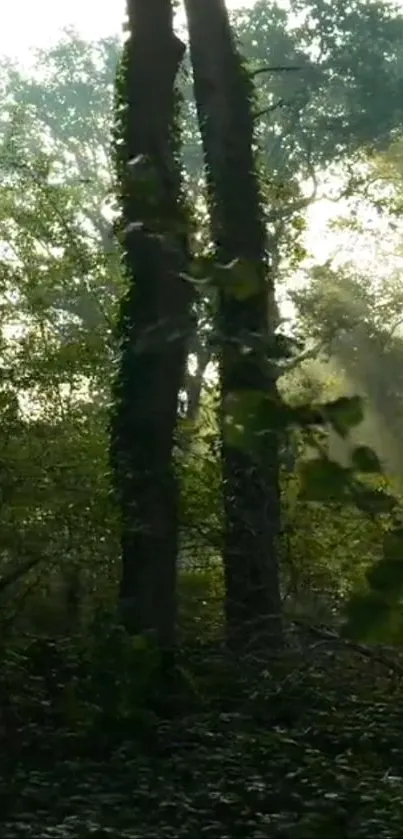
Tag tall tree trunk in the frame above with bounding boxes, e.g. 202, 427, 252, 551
184, 0, 283, 652
110, 0, 193, 652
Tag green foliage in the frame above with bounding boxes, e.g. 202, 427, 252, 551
222, 388, 270, 453
343, 591, 393, 642
2, 16, 403, 836
298, 458, 351, 503
0, 31, 126, 639
294, 440, 402, 639
351, 445, 383, 473
366, 558, 403, 596
354, 486, 396, 516
343, 524, 403, 642
178, 567, 225, 640
216, 257, 263, 301
3, 631, 403, 837
322, 395, 365, 438
293, 262, 403, 485
178, 389, 223, 561
282, 490, 380, 621
240, 0, 403, 173
223, 388, 368, 460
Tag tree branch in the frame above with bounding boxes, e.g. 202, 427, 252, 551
292, 617, 403, 676
281, 340, 325, 373
0, 556, 42, 598
249, 65, 306, 78
253, 98, 287, 121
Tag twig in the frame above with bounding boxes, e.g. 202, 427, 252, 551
0, 556, 42, 598
249, 65, 306, 78
281, 340, 325, 372
292, 617, 403, 676
253, 98, 287, 120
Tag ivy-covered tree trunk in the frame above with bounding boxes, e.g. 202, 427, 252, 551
110, 0, 193, 651
184, 0, 283, 651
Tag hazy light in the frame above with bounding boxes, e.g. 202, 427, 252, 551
0, 0, 258, 67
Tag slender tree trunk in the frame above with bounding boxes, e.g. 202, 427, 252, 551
110, 0, 193, 652
184, 333, 211, 422
184, 0, 283, 652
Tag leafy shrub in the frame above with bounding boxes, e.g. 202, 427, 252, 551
178, 565, 225, 641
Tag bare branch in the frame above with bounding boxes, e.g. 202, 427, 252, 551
292, 617, 403, 677
250, 65, 306, 78
389, 315, 403, 340
281, 340, 325, 373
253, 98, 287, 121
0, 556, 42, 598
266, 140, 318, 222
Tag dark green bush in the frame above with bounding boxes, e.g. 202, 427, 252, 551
178, 565, 225, 641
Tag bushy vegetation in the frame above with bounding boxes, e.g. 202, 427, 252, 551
2, 610, 403, 837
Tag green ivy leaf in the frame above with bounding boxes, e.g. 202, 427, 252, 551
223, 419, 247, 451
222, 389, 266, 452
342, 591, 391, 641
184, 254, 216, 284
131, 634, 150, 652
217, 258, 262, 301
343, 525, 403, 641
323, 395, 364, 437
224, 388, 265, 423
351, 445, 382, 474
354, 487, 396, 515
289, 403, 326, 428
366, 558, 403, 599
383, 526, 403, 559
223, 388, 287, 451
298, 458, 351, 502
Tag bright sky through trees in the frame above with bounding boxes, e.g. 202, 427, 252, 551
1, 0, 401, 274
2, 0, 401, 62
0, 0, 254, 61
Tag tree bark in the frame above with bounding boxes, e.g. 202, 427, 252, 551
184, 0, 283, 652
110, 0, 193, 652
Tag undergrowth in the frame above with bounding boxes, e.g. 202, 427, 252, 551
1, 618, 403, 838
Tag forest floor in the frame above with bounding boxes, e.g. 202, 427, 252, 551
1, 634, 403, 838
